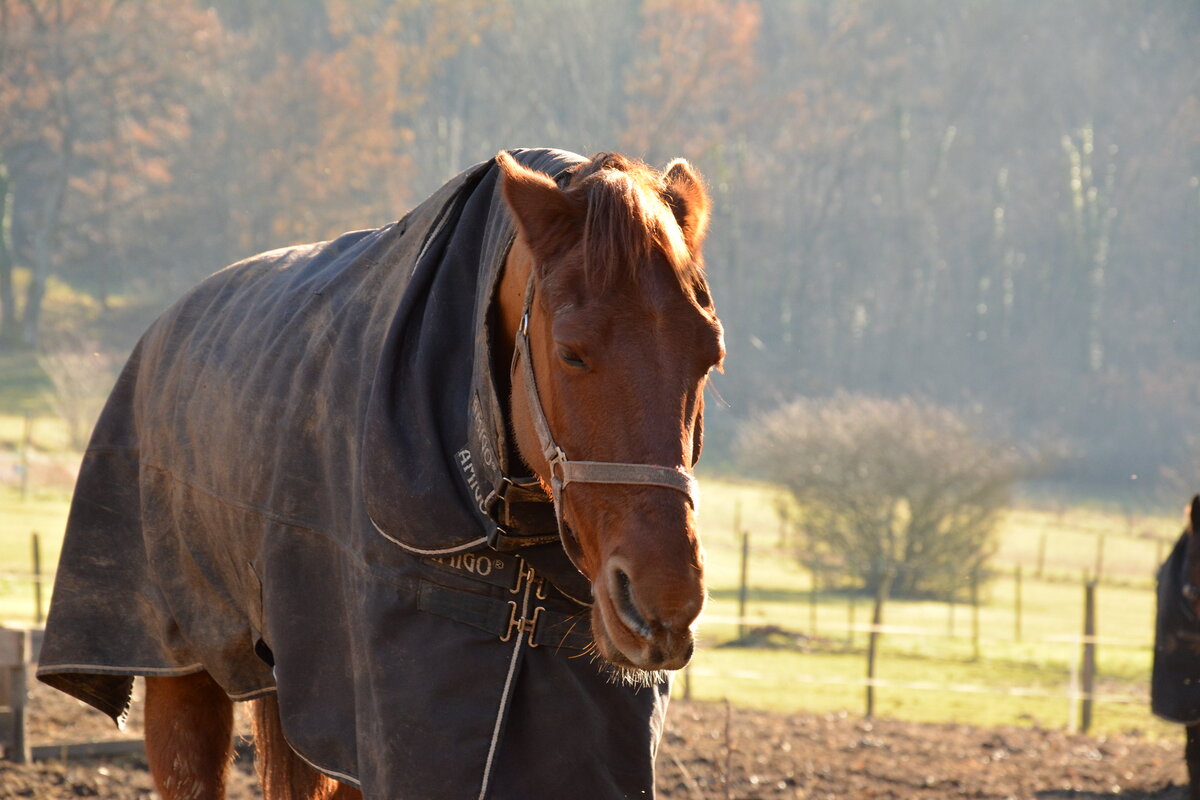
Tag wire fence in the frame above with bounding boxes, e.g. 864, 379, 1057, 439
687, 524, 1164, 734
0, 522, 1167, 737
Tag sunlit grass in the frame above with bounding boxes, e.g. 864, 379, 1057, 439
0, 352, 54, 416
0, 412, 74, 452
690, 476, 1171, 738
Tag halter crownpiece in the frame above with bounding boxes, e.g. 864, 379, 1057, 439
511, 273, 698, 573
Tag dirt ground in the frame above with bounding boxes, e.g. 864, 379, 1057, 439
2, 679, 1191, 799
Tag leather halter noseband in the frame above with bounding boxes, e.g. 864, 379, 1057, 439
511, 274, 698, 573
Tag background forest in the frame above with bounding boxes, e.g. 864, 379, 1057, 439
2, 0, 1198, 497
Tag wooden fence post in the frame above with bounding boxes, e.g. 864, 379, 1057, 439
0, 628, 30, 763
776, 499, 789, 551
1080, 579, 1097, 734
31, 533, 42, 625
809, 561, 819, 636
19, 412, 32, 501
847, 593, 855, 647
865, 568, 894, 719
946, 588, 955, 638
1037, 532, 1047, 579
737, 532, 749, 640
1014, 565, 1022, 642
970, 568, 981, 661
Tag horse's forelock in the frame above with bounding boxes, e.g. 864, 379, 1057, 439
567, 154, 701, 298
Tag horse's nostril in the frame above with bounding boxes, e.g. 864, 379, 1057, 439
611, 567, 652, 639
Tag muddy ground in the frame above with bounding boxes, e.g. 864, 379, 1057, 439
1, 679, 1191, 799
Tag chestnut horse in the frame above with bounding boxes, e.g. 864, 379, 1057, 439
45, 150, 722, 799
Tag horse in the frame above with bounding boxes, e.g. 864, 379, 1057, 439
1152, 495, 1200, 800
37, 149, 724, 799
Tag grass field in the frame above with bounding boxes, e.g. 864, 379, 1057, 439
0, 425, 1181, 739
684, 478, 1176, 739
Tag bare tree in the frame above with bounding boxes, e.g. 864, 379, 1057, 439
38, 333, 115, 449
740, 392, 1030, 598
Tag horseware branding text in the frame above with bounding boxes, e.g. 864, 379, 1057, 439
429, 552, 504, 578
471, 395, 498, 471
457, 448, 487, 513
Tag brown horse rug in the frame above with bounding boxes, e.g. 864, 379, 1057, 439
38, 148, 670, 798
1152, 531, 1200, 725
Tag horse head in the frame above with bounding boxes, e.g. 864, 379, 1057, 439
495, 151, 724, 673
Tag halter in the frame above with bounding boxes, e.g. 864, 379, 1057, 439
511, 273, 698, 574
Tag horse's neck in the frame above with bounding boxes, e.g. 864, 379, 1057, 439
492, 239, 535, 470
495, 239, 533, 355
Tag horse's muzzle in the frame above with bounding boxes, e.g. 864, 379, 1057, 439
593, 557, 702, 671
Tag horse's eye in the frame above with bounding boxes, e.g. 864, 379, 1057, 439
558, 347, 587, 369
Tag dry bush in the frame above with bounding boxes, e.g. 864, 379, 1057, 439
38, 337, 117, 450
740, 392, 1032, 599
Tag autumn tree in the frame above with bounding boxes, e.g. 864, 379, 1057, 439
0, 0, 221, 346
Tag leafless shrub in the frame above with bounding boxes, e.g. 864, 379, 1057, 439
38, 337, 117, 450
740, 392, 1033, 599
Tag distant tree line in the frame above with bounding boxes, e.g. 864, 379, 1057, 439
1, 0, 1197, 487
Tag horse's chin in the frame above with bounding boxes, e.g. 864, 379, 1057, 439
588, 616, 673, 688
589, 596, 695, 675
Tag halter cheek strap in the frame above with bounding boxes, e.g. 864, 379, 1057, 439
510, 274, 698, 574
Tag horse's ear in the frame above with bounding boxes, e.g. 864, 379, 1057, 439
662, 158, 711, 255
497, 152, 580, 265
1191, 494, 1200, 534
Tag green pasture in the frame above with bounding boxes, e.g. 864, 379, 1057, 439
0, 434, 1180, 739
0, 351, 54, 416
685, 478, 1175, 738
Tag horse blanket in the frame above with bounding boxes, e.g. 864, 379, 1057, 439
1152, 532, 1200, 724
38, 148, 671, 798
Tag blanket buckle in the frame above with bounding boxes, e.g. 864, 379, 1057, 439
508, 561, 548, 599
500, 601, 545, 647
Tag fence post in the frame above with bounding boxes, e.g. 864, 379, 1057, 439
1014, 565, 1022, 642
19, 412, 32, 501
1037, 532, 1047, 579
970, 568, 980, 661
737, 532, 749, 640
0, 628, 30, 763
847, 593, 855, 647
1080, 579, 1097, 734
865, 568, 894, 719
946, 587, 955, 638
809, 562, 819, 636
31, 534, 42, 625
776, 499, 789, 550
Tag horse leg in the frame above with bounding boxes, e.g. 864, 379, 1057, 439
144, 671, 235, 800
1188, 724, 1200, 800
251, 693, 363, 800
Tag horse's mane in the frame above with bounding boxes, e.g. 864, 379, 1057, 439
564, 153, 706, 300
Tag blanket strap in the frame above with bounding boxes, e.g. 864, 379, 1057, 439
417, 578, 591, 651
485, 475, 559, 551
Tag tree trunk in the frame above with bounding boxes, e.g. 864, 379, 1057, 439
0, 160, 19, 347
865, 565, 895, 719
22, 221, 51, 348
